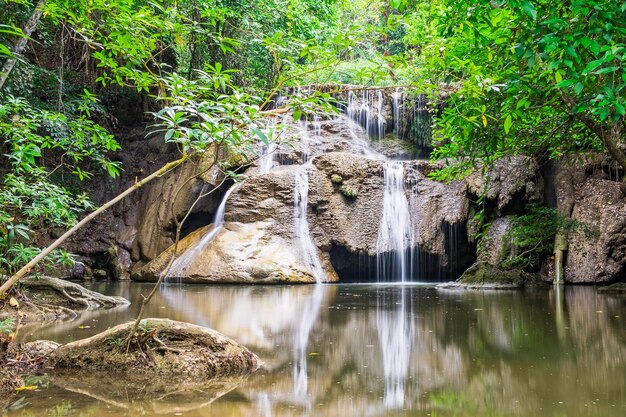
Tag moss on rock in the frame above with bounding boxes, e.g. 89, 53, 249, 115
458, 263, 540, 288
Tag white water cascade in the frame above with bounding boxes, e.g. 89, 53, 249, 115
392, 88, 404, 137
293, 123, 326, 283
294, 164, 326, 283
376, 161, 414, 282
376, 287, 414, 409
166, 184, 239, 279
259, 141, 277, 174
346, 89, 387, 141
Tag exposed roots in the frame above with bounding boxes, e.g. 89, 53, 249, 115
20, 276, 130, 309
48, 319, 260, 379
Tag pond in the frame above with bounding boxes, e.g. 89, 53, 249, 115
7, 283, 626, 417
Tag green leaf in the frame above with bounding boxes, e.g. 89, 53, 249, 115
520, 1, 537, 21
583, 59, 605, 74
555, 79, 576, 88
504, 114, 512, 134
251, 127, 269, 145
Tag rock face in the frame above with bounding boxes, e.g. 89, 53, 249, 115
137, 143, 478, 283
465, 156, 542, 212
70, 87, 625, 286
566, 179, 626, 283
476, 217, 514, 267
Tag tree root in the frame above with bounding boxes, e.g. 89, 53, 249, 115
20, 276, 130, 309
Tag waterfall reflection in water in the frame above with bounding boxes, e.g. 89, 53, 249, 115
376, 286, 415, 408
293, 284, 326, 402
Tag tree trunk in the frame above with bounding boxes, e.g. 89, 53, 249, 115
0, 0, 46, 91
0, 154, 190, 296
603, 123, 626, 179
552, 159, 575, 285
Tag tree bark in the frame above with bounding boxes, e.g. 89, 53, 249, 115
0, 154, 190, 296
603, 123, 626, 178
560, 93, 626, 173
0, 0, 46, 91
552, 159, 575, 285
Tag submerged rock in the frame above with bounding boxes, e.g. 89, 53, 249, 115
50, 372, 250, 415
597, 283, 626, 294
48, 319, 260, 378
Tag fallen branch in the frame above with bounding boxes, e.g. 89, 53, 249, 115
0, 153, 192, 296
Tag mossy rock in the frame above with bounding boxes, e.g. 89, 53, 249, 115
457, 263, 539, 288
47, 319, 260, 379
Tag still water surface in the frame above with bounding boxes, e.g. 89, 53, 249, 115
7, 283, 626, 417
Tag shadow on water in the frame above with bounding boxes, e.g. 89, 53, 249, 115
8, 283, 626, 417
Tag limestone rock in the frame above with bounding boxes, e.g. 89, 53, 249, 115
132, 156, 224, 262
566, 179, 626, 283
136, 221, 330, 283
465, 156, 541, 211
477, 217, 514, 267
139, 151, 475, 283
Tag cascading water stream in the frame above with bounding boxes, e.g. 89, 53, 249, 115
376, 161, 414, 282
293, 122, 326, 283
392, 89, 403, 137
259, 141, 277, 174
166, 184, 239, 278
294, 163, 326, 283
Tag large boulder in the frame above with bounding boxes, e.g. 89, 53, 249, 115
566, 179, 626, 283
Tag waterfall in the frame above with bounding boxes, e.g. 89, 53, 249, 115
376, 161, 414, 282
259, 142, 276, 174
166, 184, 238, 278
293, 123, 326, 283
392, 88, 403, 138
377, 287, 414, 409
294, 164, 326, 283
345, 89, 387, 141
